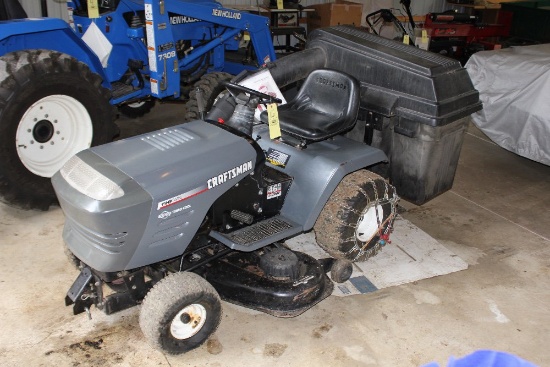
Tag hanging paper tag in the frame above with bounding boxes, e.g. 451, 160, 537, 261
87, 0, 99, 18
422, 29, 428, 43
277, 0, 284, 10
267, 103, 281, 140
244, 32, 250, 41
403, 34, 409, 45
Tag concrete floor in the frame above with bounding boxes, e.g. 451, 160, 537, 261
1, 104, 549, 367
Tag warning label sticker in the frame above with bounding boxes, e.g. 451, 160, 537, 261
266, 148, 290, 168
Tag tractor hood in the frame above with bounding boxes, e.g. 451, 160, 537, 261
53, 120, 257, 272
89, 120, 256, 200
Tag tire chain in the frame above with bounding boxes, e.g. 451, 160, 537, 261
344, 178, 399, 262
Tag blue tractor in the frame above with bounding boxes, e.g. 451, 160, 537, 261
0, 0, 276, 210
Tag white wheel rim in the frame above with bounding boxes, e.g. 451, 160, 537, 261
356, 204, 384, 242
127, 101, 146, 108
16, 95, 93, 177
170, 304, 207, 340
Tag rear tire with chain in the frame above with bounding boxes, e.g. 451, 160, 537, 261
139, 272, 222, 355
184, 72, 233, 121
314, 170, 398, 262
0, 50, 116, 210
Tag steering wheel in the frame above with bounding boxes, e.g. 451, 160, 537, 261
223, 81, 283, 105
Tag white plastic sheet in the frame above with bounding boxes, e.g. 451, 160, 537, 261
81, 22, 112, 68
465, 44, 550, 165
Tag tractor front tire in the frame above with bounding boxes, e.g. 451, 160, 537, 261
119, 99, 156, 118
0, 50, 116, 210
184, 72, 233, 121
139, 272, 222, 355
314, 170, 398, 262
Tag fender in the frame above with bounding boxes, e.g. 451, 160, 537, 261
0, 18, 108, 86
254, 125, 388, 231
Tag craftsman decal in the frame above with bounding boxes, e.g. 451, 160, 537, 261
207, 161, 253, 189
266, 148, 290, 168
157, 161, 252, 210
316, 77, 347, 90
267, 183, 282, 199
212, 9, 242, 19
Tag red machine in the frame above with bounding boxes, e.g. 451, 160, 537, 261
423, 10, 513, 63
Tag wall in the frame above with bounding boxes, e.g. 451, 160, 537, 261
18, 0, 448, 24
19, 0, 68, 21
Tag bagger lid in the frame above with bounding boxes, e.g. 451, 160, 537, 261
306, 26, 482, 126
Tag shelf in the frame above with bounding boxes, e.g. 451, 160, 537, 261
447, 1, 502, 9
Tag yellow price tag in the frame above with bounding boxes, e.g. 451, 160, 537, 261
403, 34, 410, 45
243, 32, 250, 41
277, 0, 284, 10
87, 0, 99, 18
422, 29, 428, 43
267, 103, 281, 140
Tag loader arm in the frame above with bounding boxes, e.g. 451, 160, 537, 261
145, 0, 276, 99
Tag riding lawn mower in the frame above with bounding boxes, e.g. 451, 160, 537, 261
54, 24, 482, 354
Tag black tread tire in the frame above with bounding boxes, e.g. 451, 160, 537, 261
139, 272, 222, 355
330, 259, 353, 283
118, 99, 156, 118
314, 170, 397, 262
184, 72, 233, 121
0, 50, 117, 210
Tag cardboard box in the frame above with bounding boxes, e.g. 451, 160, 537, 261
307, 1, 363, 32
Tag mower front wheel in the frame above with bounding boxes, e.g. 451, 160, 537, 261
139, 272, 222, 355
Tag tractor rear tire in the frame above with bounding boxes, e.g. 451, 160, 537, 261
0, 50, 116, 210
314, 170, 398, 262
184, 72, 233, 121
139, 272, 222, 355
119, 99, 156, 118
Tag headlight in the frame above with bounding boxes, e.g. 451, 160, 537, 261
60, 155, 124, 200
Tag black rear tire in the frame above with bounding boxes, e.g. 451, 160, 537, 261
0, 50, 116, 210
314, 170, 399, 262
184, 72, 233, 121
139, 272, 222, 355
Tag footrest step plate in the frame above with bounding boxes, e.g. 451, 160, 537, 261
210, 215, 302, 252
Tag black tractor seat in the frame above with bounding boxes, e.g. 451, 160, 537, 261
260, 69, 360, 143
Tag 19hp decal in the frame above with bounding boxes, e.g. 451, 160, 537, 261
157, 186, 207, 210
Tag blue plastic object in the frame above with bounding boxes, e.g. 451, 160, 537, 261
423, 350, 539, 367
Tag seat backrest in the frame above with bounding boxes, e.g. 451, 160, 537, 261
259, 69, 360, 142
292, 69, 360, 121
